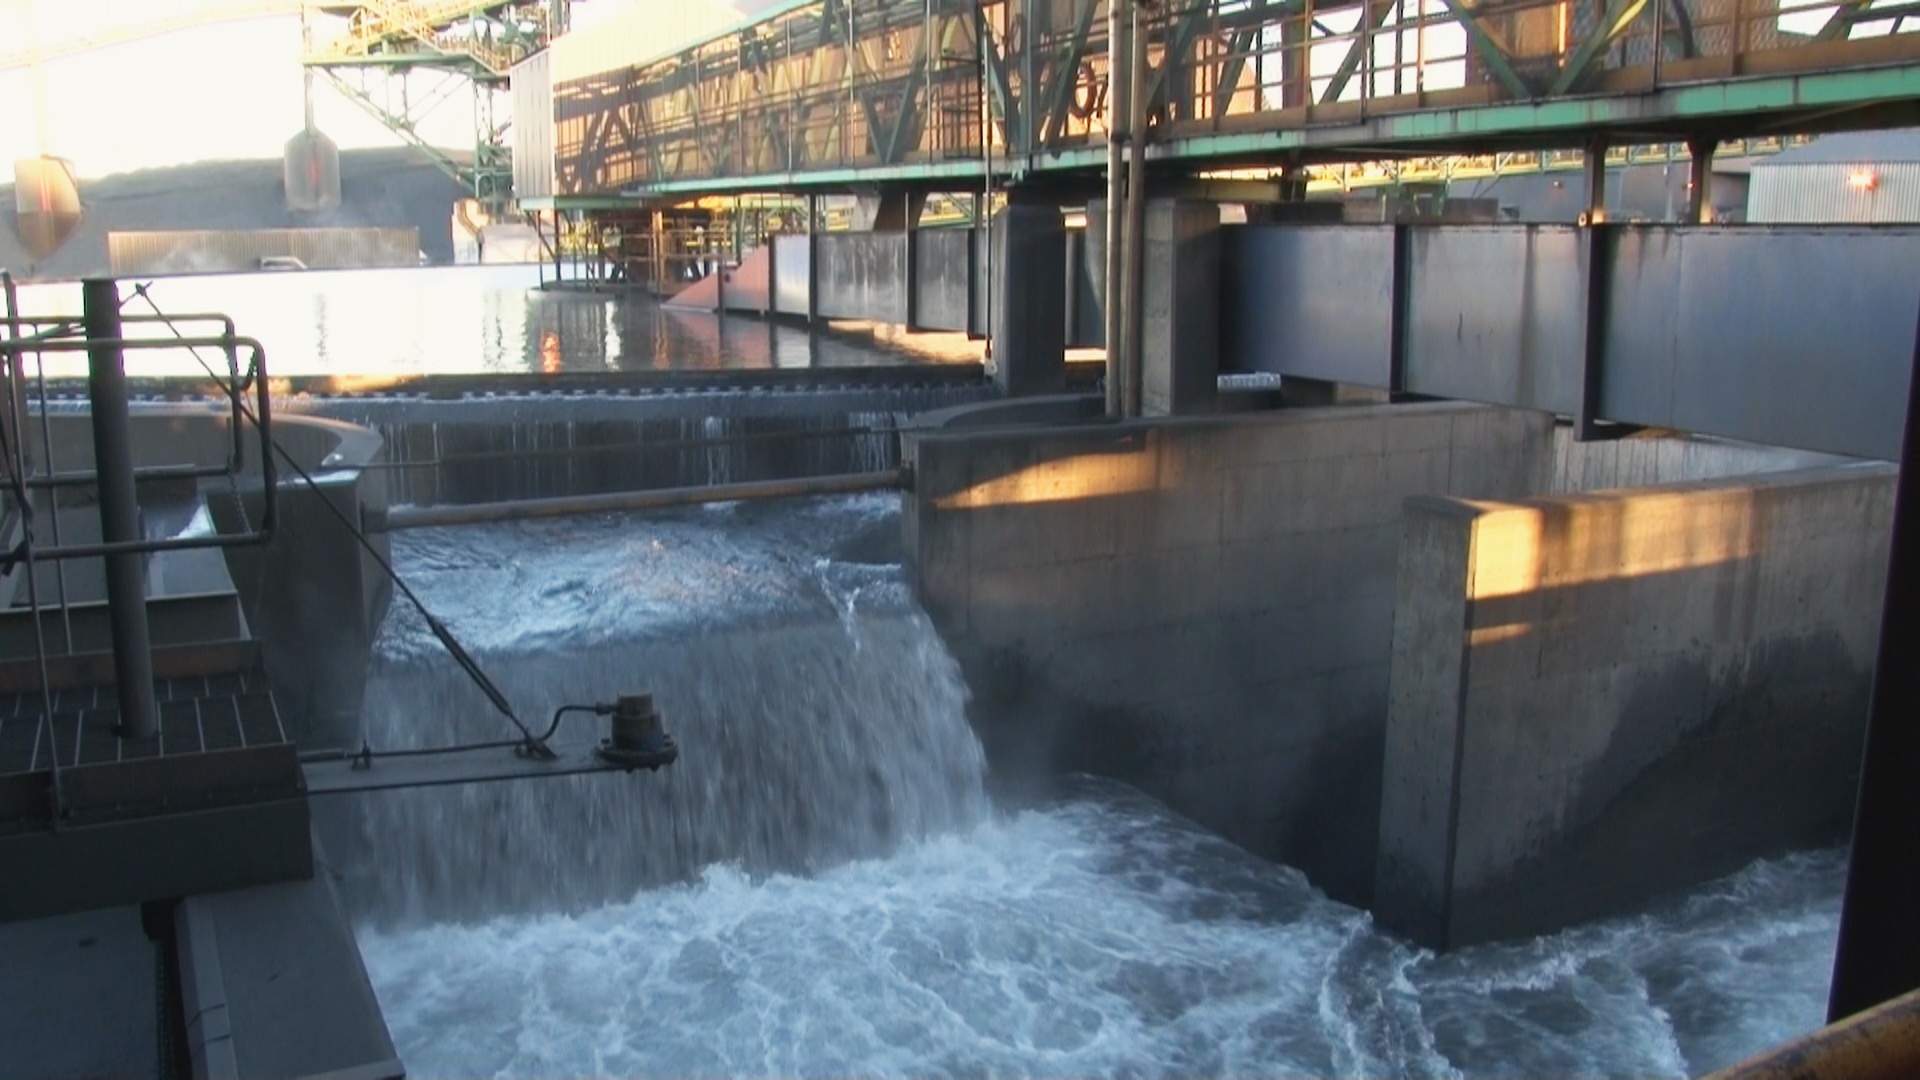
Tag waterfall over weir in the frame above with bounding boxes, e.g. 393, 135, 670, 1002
315, 495, 987, 927
337, 494, 1845, 1078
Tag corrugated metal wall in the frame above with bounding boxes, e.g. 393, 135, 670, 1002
512, 50, 554, 200
1749, 163, 1920, 223
107, 228, 421, 275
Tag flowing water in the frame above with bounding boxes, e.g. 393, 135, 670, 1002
338, 494, 1843, 1079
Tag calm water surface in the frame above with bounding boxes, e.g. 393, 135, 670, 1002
9, 265, 981, 378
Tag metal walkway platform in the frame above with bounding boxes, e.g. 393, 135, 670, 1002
0, 644, 312, 924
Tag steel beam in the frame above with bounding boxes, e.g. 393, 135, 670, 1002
1434, 0, 1533, 100
1321, 0, 1398, 105
1039, 0, 1103, 146
1552, 0, 1653, 96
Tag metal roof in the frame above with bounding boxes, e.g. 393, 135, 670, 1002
1760, 129, 1920, 167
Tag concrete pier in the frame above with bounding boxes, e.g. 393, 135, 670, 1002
1377, 465, 1893, 948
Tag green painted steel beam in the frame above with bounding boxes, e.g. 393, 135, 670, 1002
1550, 0, 1652, 96
1020, 61, 1920, 169
1321, 0, 1397, 105
979, 7, 1023, 151
1435, 0, 1532, 100
589, 56, 1920, 202
1041, 0, 1103, 145
619, 158, 996, 198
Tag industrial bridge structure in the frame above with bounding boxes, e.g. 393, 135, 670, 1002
526, 0, 1920, 205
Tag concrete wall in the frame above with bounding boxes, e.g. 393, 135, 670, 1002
902, 402, 1552, 904
1375, 465, 1894, 948
1550, 426, 1860, 492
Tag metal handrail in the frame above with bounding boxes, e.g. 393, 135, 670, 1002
3, 313, 251, 481
0, 334, 278, 561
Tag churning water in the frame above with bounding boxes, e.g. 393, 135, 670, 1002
341, 495, 1842, 1078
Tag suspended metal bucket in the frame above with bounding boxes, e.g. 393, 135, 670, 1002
11, 156, 81, 259
283, 128, 342, 213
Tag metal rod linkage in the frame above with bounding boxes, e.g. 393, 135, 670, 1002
81, 280, 157, 742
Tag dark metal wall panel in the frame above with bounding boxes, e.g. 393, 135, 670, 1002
1603, 226, 1920, 460
1222, 225, 1394, 383
815, 233, 909, 324
1405, 226, 1584, 415
914, 229, 974, 332
971, 228, 991, 337
773, 235, 810, 316
1069, 228, 1105, 348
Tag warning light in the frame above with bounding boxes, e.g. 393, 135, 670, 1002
1848, 169, 1880, 192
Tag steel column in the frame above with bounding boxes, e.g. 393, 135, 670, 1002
1584, 137, 1610, 223
1122, 0, 1150, 418
1687, 137, 1716, 223
1827, 306, 1920, 1023
1105, 0, 1129, 417
81, 280, 156, 742
1575, 223, 1614, 440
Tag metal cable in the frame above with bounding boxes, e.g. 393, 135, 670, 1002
126, 285, 553, 758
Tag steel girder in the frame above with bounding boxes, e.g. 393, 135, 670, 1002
542, 0, 1920, 199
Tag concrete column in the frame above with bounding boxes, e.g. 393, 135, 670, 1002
1139, 199, 1220, 417
1687, 137, 1717, 224
991, 202, 1066, 397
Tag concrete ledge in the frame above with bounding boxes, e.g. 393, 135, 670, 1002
177, 837, 401, 1080
1376, 463, 1895, 948
910, 394, 1104, 431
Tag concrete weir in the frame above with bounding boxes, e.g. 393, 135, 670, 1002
901, 401, 1893, 945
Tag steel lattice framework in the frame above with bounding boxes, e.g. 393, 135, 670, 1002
305, 0, 570, 205
543, 0, 1920, 199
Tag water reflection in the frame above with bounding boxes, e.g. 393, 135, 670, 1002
9, 265, 982, 378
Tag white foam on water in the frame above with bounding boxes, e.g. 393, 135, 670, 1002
357, 784, 1842, 1079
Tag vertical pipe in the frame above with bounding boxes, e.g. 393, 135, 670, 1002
980, 2, 995, 363
1828, 306, 1920, 1023
1121, 0, 1149, 418
1103, 0, 1128, 417
81, 280, 156, 742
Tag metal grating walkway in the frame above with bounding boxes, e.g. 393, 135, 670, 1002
0, 670, 286, 777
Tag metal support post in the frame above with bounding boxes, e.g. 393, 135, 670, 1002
1103, 0, 1130, 417
807, 194, 823, 326
1583, 136, 1609, 223
1828, 306, 1920, 1023
905, 225, 921, 331
1121, 0, 1151, 418
1574, 223, 1623, 441
81, 279, 157, 741
1388, 223, 1411, 394
1686, 137, 1716, 224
